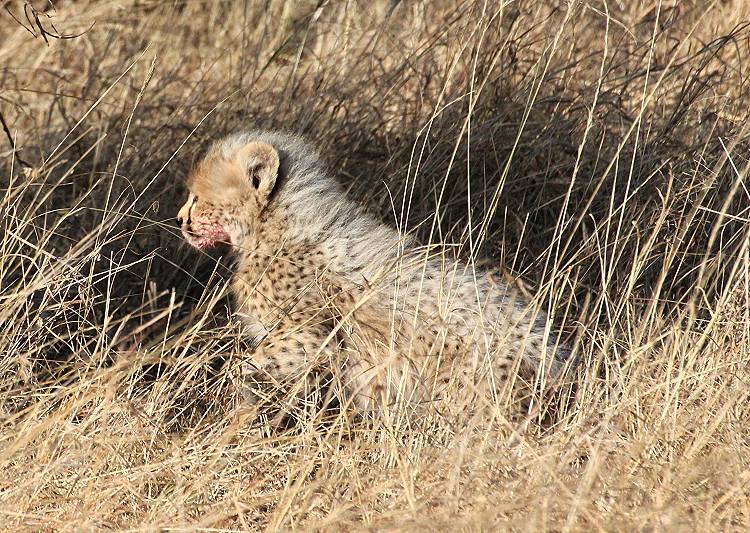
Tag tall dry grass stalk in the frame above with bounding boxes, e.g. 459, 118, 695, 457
1, 0, 749, 529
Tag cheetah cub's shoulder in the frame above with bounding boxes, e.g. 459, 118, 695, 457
177, 130, 575, 417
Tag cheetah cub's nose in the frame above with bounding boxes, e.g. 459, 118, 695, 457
176, 215, 183, 226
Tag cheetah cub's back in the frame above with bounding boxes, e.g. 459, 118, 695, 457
176, 130, 576, 417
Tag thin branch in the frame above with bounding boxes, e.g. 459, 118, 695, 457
0, 111, 31, 168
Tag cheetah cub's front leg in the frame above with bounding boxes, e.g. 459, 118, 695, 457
237, 320, 339, 417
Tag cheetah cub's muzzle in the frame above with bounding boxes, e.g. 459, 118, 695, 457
176, 192, 231, 250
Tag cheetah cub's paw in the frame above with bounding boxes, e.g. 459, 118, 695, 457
237, 365, 274, 406
236, 314, 268, 350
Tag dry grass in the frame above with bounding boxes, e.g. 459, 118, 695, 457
1, 0, 750, 530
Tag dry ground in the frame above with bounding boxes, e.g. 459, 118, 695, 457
1, 0, 750, 530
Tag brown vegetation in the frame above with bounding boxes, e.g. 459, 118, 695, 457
1, 0, 749, 529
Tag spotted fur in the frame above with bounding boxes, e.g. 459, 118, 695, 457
177, 130, 575, 416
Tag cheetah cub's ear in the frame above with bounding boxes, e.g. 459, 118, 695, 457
237, 141, 279, 206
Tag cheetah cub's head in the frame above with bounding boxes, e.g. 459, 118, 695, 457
176, 140, 280, 251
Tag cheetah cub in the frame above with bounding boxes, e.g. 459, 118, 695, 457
177, 130, 574, 417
